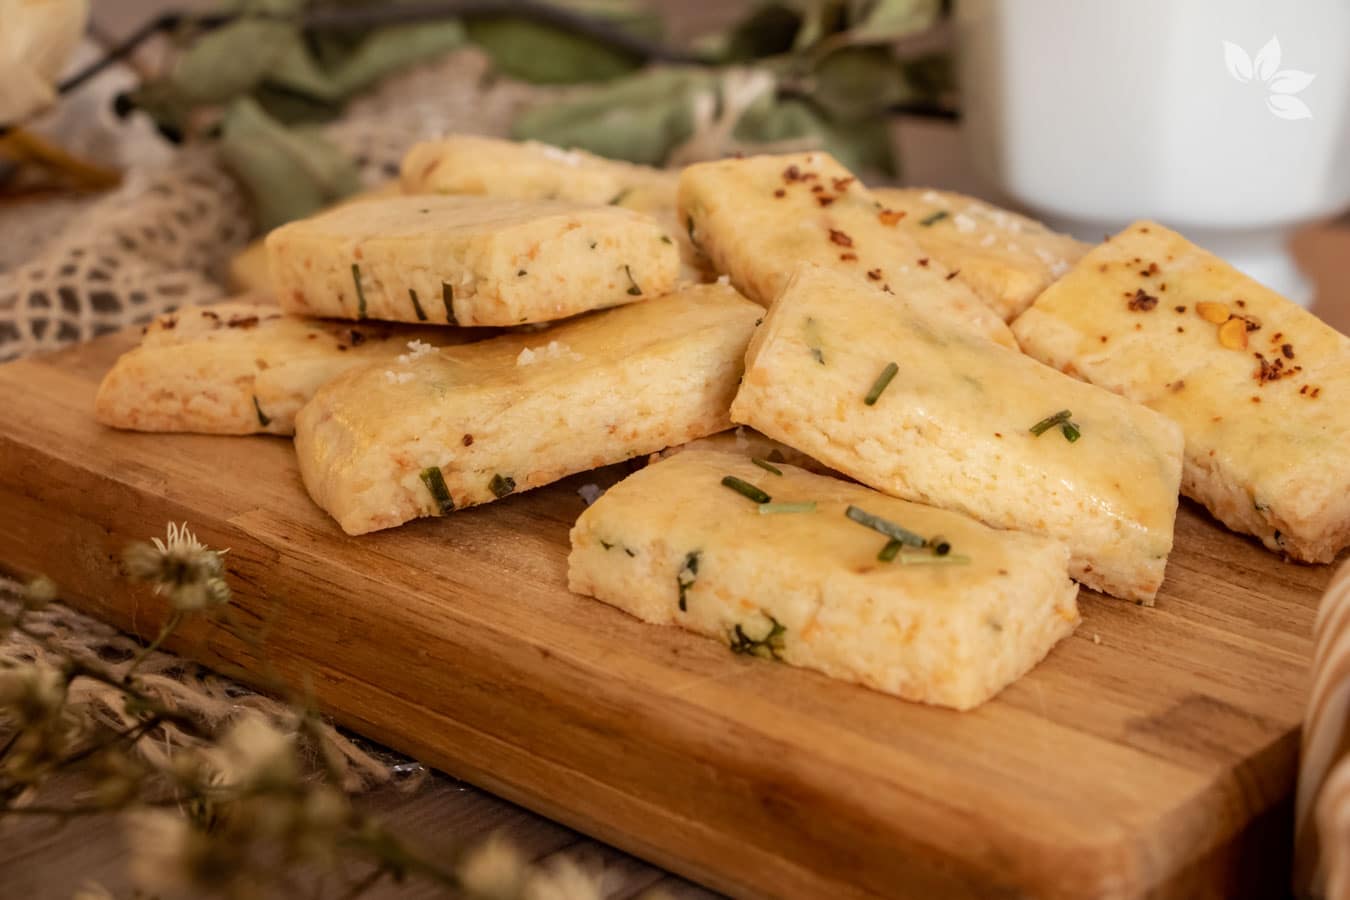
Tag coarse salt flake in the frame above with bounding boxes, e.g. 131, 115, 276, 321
577, 483, 605, 506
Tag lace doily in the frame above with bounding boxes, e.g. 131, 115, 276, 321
0, 48, 544, 363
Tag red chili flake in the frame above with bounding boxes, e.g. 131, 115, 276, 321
1282, 343, 1295, 359
817, 196, 836, 207
1174, 305, 1186, 313
810, 184, 824, 193
1251, 396, 1261, 403
828, 229, 853, 247
877, 208, 905, 226
839, 252, 858, 261
917, 257, 930, 267
1139, 262, 1159, 277
994, 432, 1003, 438
1160, 284, 1168, 292
832, 177, 855, 192
336, 344, 348, 352
161, 316, 178, 330
227, 315, 260, 329
1300, 385, 1309, 395
1127, 289, 1158, 311
1253, 352, 1302, 385
773, 188, 786, 198
1236, 299, 1247, 308
1236, 314, 1261, 332
463, 434, 474, 446
1099, 335, 1109, 343
866, 269, 882, 281
202, 310, 219, 320
1176, 326, 1184, 333
945, 269, 960, 280
783, 165, 802, 182
1312, 387, 1322, 398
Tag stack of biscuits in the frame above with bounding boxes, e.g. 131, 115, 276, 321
96, 137, 1350, 711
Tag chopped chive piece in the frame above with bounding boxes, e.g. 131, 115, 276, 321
751, 457, 783, 476
896, 553, 972, 566
678, 550, 700, 611
441, 282, 457, 325
1061, 421, 1081, 443
728, 615, 786, 660
878, 538, 902, 562
351, 263, 368, 319
1029, 409, 1072, 436
609, 188, 632, 205
252, 396, 271, 427
623, 264, 642, 296
419, 466, 454, 514
489, 474, 516, 498
722, 476, 771, 504
864, 361, 899, 406
803, 317, 825, 364
845, 505, 925, 546
919, 210, 949, 226
929, 536, 951, 556
758, 501, 816, 515
409, 289, 427, 321
517, 269, 527, 277
659, 235, 673, 245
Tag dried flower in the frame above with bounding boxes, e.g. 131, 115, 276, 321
217, 712, 299, 791
122, 522, 231, 611
459, 832, 530, 899
523, 856, 608, 900
0, 660, 68, 726
23, 576, 57, 610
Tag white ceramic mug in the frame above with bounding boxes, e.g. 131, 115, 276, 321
956, 0, 1350, 304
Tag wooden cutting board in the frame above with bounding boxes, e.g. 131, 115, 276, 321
0, 331, 1335, 899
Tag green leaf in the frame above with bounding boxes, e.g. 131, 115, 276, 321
512, 68, 715, 164
217, 97, 362, 231
733, 94, 895, 176
844, 0, 942, 43
809, 46, 909, 120
702, 3, 807, 61
466, 2, 660, 85
168, 20, 298, 104
325, 22, 468, 96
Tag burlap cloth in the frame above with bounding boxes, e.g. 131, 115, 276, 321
0, 47, 540, 362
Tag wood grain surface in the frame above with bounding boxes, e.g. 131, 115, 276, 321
0, 328, 1338, 899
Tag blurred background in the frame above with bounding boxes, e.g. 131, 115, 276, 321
3, 0, 1347, 354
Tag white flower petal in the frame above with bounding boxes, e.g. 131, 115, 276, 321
1269, 69, 1315, 95
1254, 35, 1282, 82
1223, 40, 1253, 83
1267, 93, 1313, 120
